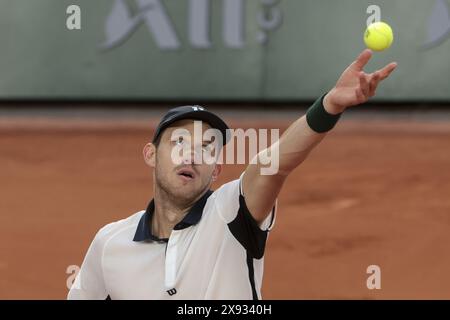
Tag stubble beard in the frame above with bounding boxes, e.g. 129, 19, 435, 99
154, 165, 212, 208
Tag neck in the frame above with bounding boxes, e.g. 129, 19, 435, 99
151, 183, 208, 239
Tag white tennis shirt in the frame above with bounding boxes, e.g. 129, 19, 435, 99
68, 175, 276, 300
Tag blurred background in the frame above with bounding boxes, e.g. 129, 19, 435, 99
0, 0, 450, 299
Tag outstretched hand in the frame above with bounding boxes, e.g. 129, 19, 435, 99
323, 49, 397, 114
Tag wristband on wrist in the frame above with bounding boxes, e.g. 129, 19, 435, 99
306, 93, 342, 133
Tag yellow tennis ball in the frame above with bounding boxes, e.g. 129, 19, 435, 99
364, 22, 394, 51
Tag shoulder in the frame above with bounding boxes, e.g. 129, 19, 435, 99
211, 178, 240, 202
208, 177, 242, 223
210, 175, 276, 258
93, 210, 144, 248
211, 174, 276, 230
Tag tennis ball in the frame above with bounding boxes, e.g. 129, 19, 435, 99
364, 22, 394, 51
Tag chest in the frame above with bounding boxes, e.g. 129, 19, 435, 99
103, 217, 229, 299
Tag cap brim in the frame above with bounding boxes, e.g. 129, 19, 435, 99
153, 110, 230, 145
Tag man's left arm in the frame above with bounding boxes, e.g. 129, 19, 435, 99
242, 49, 397, 225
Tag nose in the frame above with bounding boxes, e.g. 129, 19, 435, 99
182, 156, 194, 165
181, 144, 203, 165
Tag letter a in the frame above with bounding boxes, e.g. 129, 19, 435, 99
66, 5, 81, 30
366, 265, 381, 290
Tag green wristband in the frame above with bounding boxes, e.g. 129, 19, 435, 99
306, 94, 342, 133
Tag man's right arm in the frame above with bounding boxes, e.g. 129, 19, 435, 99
67, 229, 108, 300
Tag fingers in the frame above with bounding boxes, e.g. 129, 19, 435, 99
377, 62, 398, 80
351, 49, 373, 71
367, 62, 397, 96
355, 87, 366, 104
359, 70, 381, 101
358, 72, 370, 97
345, 56, 396, 107
368, 72, 381, 97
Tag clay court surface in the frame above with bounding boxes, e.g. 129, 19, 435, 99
1, 108, 450, 299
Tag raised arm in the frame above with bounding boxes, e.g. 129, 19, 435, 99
242, 49, 397, 225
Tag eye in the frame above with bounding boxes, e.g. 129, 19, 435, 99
175, 136, 184, 145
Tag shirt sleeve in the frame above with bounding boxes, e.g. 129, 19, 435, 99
67, 227, 109, 300
213, 173, 276, 259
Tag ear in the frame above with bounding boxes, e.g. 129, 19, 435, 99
211, 164, 222, 182
143, 143, 156, 168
